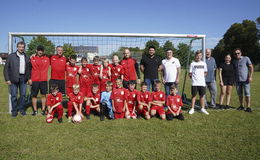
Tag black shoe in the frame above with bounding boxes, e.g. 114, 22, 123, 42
216, 105, 223, 110
86, 114, 90, 119
32, 111, 37, 116
137, 114, 142, 119
58, 118, 63, 123
237, 105, 244, 111
20, 111, 26, 116
225, 105, 231, 109
12, 112, 18, 117
41, 110, 46, 116
244, 107, 252, 113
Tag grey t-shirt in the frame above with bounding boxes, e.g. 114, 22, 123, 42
205, 57, 217, 82
233, 56, 252, 82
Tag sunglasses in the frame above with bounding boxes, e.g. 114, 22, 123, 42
234, 52, 241, 55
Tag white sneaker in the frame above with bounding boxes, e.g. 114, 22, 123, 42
189, 108, 195, 114
201, 108, 209, 115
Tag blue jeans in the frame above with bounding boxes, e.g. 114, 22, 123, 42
205, 81, 217, 107
144, 78, 158, 91
9, 75, 27, 114
236, 81, 250, 96
164, 82, 178, 96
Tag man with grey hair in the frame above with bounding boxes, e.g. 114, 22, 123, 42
204, 48, 217, 108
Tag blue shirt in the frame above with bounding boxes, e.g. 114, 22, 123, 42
233, 56, 252, 82
100, 91, 112, 108
205, 57, 217, 82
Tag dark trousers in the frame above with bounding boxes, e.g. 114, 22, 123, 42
144, 78, 158, 92
166, 113, 184, 120
9, 74, 27, 114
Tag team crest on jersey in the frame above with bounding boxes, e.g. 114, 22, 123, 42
118, 68, 120, 72
78, 96, 81, 99
95, 98, 99, 102
87, 68, 89, 72
133, 94, 136, 98
146, 94, 148, 98
121, 91, 124, 95
74, 67, 77, 71
53, 58, 56, 60
56, 97, 59, 100
60, 59, 64, 61
98, 67, 100, 70
160, 94, 163, 98
177, 98, 180, 102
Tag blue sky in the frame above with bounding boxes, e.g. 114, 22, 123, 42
0, 0, 259, 52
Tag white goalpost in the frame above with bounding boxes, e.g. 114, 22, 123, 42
8, 32, 206, 113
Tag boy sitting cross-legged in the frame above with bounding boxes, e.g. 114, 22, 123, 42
165, 85, 184, 120
137, 82, 151, 120
85, 83, 101, 119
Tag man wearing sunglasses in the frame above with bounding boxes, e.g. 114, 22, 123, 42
233, 48, 254, 112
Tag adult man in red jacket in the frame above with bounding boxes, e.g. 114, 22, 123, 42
120, 48, 140, 88
28, 45, 50, 116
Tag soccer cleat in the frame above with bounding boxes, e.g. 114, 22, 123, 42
201, 108, 209, 115
32, 111, 37, 116
237, 105, 244, 111
244, 107, 252, 113
41, 110, 46, 116
188, 108, 195, 114
58, 118, 63, 123
86, 114, 90, 120
137, 114, 142, 119
20, 111, 26, 116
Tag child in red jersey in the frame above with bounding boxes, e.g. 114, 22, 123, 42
137, 82, 151, 120
90, 56, 101, 89
66, 55, 79, 96
166, 85, 184, 120
125, 80, 139, 119
78, 57, 93, 98
67, 84, 84, 122
111, 78, 127, 119
100, 59, 111, 92
109, 55, 124, 88
85, 84, 101, 119
46, 84, 63, 123
150, 80, 166, 120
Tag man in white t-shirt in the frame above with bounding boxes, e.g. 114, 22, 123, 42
161, 49, 181, 96
188, 51, 209, 115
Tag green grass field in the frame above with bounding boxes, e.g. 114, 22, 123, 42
0, 66, 259, 160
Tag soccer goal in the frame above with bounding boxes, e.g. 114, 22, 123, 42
8, 32, 206, 113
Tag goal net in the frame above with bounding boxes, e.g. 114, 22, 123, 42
8, 32, 206, 113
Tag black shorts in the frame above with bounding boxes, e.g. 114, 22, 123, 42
31, 81, 48, 97
166, 113, 184, 120
191, 86, 206, 97
222, 77, 235, 86
49, 79, 65, 94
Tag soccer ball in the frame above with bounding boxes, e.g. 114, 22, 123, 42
73, 114, 82, 123
46, 114, 54, 123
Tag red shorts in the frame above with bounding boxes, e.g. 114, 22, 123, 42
138, 105, 149, 116
151, 106, 165, 115
114, 112, 125, 119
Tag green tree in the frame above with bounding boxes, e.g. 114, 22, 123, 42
63, 43, 75, 57
175, 43, 192, 67
110, 47, 143, 61
213, 19, 260, 65
27, 36, 55, 56
163, 40, 177, 53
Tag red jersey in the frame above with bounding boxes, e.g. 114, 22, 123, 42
86, 91, 100, 105
111, 87, 127, 113
120, 57, 138, 81
166, 94, 183, 113
46, 92, 62, 106
66, 64, 79, 87
69, 92, 84, 104
137, 91, 152, 104
79, 64, 93, 87
30, 55, 50, 82
109, 63, 124, 84
50, 55, 67, 80
125, 89, 139, 111
100, 66, 111, 92
90, 64, 101, 83
151, 91, 165, 107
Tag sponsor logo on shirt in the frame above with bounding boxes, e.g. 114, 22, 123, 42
194, 65, 205, 69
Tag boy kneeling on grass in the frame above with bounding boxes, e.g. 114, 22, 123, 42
165, 85, 184, 120
46, 84, 63, 123
137, 82, 151, 120
150, 80, 166, 120
85, 84, 101, 119
100, 81, 114, 121
67, 84, 84, 122
125, 80, 139, 119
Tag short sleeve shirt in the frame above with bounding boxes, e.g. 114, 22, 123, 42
140, 55, 162, 79
233, 56, 252, 82
189, 61, 207, 86
162, 57, 181, 82
205, 57, 217, 82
